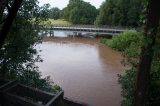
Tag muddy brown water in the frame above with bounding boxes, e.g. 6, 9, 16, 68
36, 37, 124, 106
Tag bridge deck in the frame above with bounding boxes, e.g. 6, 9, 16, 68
42, 25, 131, 36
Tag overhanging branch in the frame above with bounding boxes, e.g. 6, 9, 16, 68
0, 0, 23, 48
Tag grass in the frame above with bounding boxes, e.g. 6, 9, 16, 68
42, 19, 72, 26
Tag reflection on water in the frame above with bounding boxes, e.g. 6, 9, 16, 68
36, 37, 124, 106
54, 31, 71, 37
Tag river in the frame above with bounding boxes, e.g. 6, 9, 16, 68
36, 31, 124, 106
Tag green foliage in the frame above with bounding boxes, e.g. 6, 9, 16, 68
95, 0, 118, 25
0, 0, 60, 93
61, 0, 98, 24
42, 19, 72, 26
102, 31, 143, 58
118, 68, 136, 106
48, 7, 61, 20
96, 0, 145, 27
148, 60, 160, 105
102, 31, 160, 106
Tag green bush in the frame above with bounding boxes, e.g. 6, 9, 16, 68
102, 30, 143, 54
101, 31, 160, 106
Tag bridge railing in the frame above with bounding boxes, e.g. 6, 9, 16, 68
49, 24, 134, 30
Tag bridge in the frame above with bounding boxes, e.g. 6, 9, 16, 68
40, 25, 131, 36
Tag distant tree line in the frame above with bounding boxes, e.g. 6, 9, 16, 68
95, 0, 145, 27
48, 0, 145, 27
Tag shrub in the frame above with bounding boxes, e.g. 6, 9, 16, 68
102, 31, 160, 106
102, 30, 143, 53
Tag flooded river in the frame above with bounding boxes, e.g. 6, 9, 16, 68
36, 32, 124, 106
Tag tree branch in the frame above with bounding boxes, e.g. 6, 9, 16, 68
0, 0, 23, 48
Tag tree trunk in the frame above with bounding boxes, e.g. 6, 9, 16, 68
0, 0, 9, 18
0, 0, 23, 48
133, 0, 160, 106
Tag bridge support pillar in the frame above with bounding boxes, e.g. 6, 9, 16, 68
52, 31, 54, 37
50, 30, 54, 37
73, 32, 78, 36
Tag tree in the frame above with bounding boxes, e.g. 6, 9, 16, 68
0, 0, 23, 48
95, 0, 144, 27
95, 0, 117, 25
133, 0, 160, 106
49, 7, 60, 20
0, 0, 57, 92
61, 0, 98, 24
100, 0, 160, 105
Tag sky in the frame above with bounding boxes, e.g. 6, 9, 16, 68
38, 0, 105, 9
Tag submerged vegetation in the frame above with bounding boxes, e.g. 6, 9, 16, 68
101, 31, 160, 106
